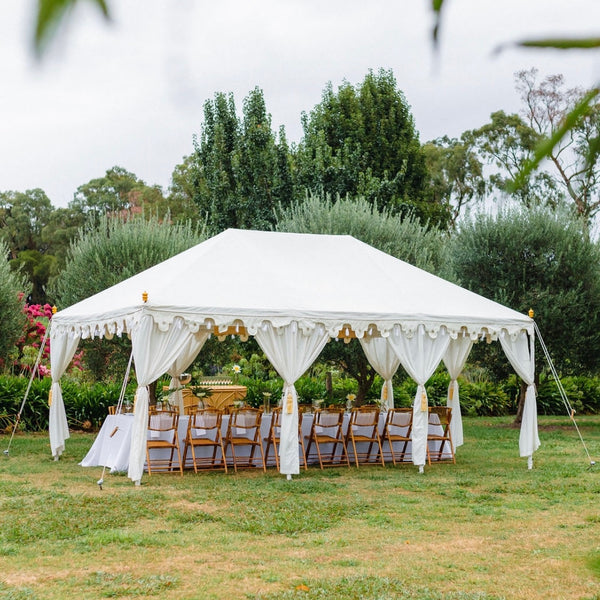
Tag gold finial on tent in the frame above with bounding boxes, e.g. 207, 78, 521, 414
51, 305, 57, 314
528, 308, 534, 318
142, 291, 148, 303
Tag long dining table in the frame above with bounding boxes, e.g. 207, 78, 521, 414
80, 409, 451, 473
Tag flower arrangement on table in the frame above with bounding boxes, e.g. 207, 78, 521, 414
346, 393, 356, 411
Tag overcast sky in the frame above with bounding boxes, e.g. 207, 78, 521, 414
2, 0, 600, 208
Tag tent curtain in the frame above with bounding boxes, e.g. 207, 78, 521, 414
442, 335, 474, 449
359, 335, 401, 410
166, 331, 210, 413
255, 321, 329, 475
387, 325, 450, 467
499, 329, 540, 466
49, 328, 81, 458
128, 315, 202, 483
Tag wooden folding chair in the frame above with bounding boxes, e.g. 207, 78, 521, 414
223, 408, 266, 472
304, 408, 350, 469
382, 408, 413, 465
182, 409, 227, 473
146, 410, 183, 475
264, 407, 307, 471
427, 406, 455, 464
345, 406, 385, 467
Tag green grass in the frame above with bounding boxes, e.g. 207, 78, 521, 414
0, 417, 600, 599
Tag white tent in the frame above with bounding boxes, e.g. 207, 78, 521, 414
49, 228, 539, 483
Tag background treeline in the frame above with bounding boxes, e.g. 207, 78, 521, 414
2, 68, 600, 428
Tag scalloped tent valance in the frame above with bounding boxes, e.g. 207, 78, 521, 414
51, 228, 533, 341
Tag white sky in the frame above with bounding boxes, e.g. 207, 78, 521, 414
1, 0, 600, 208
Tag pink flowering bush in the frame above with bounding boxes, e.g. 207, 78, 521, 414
12, 299, 83, 378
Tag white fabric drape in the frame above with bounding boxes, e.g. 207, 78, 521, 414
499, 329, 540, 467
388, 325, 450, 467
166, 331, 210, 413
49, 327, 81, 458
255, 322, 329, 475
442, 335, 473, 449
128, 315, 201, 483
359, 335, 401, 410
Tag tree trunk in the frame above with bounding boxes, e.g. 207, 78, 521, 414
512, 380, 528, 426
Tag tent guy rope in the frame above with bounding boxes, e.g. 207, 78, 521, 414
3, 325, 50, 458
534, 321, 596, 468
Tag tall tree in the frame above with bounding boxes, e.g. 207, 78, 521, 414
0, 240, 29, 367
0, 189, 58, 303
422, 135, 486, 228
192, 88, 292, 233
295, 69, 441, 226
516, 68, 600, 229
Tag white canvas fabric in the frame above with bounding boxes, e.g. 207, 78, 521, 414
388, 325, 450, 467
359, 335, 401, 410
499, 330, 540, 467
442, 335, 474, 449
255, 322, 329, 475
128, 315, 201, 484
166, 331, 210, 413
49, 328, 80, 458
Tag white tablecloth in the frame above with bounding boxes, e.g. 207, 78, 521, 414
80, 410, 450, 473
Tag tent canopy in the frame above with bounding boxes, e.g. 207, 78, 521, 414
52, 228, 532, 340
50, 229, 538, 480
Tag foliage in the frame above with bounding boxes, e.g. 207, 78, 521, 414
276, 192, 454, 280
422, 135, 486, 229
295, 69, 443, 226
452, 207, 600, 377
0, 242, 29, 368
10, 302, 55, 378
191, 88, 293, 234
0, 189, 60, 303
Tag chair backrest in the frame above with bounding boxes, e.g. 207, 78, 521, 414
386, 408, 413, 429
350, 407, 379, 428
230, 407, 262, 430
428, 406, 452, 427
314, 408, 344, 428
148, 410, 179, 441
107, 406, 117, 415
189, 408, 222, 433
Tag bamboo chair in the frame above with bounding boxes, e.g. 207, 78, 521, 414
223, 408, 266, 472
382, 408, 413, 465
426, 406, 455, 464
182, 409, 227, 473
304, 408, 350, 469
345, 406, 385, 467
146, 410, 183, 475
264, 407, 307, 471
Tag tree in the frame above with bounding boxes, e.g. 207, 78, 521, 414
295, 69, 443, 226
422, 135, 486, 228
451, 207, 600, 421
50, 215, 207, 380
469, 110, 564, 209
276, 193, 454, 400
515, 68, 600, 229
0, 189, 59, 303
192, 88, 292, 233
0, 240, 29, 368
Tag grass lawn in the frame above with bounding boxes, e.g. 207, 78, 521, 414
0, 415, 599, 599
